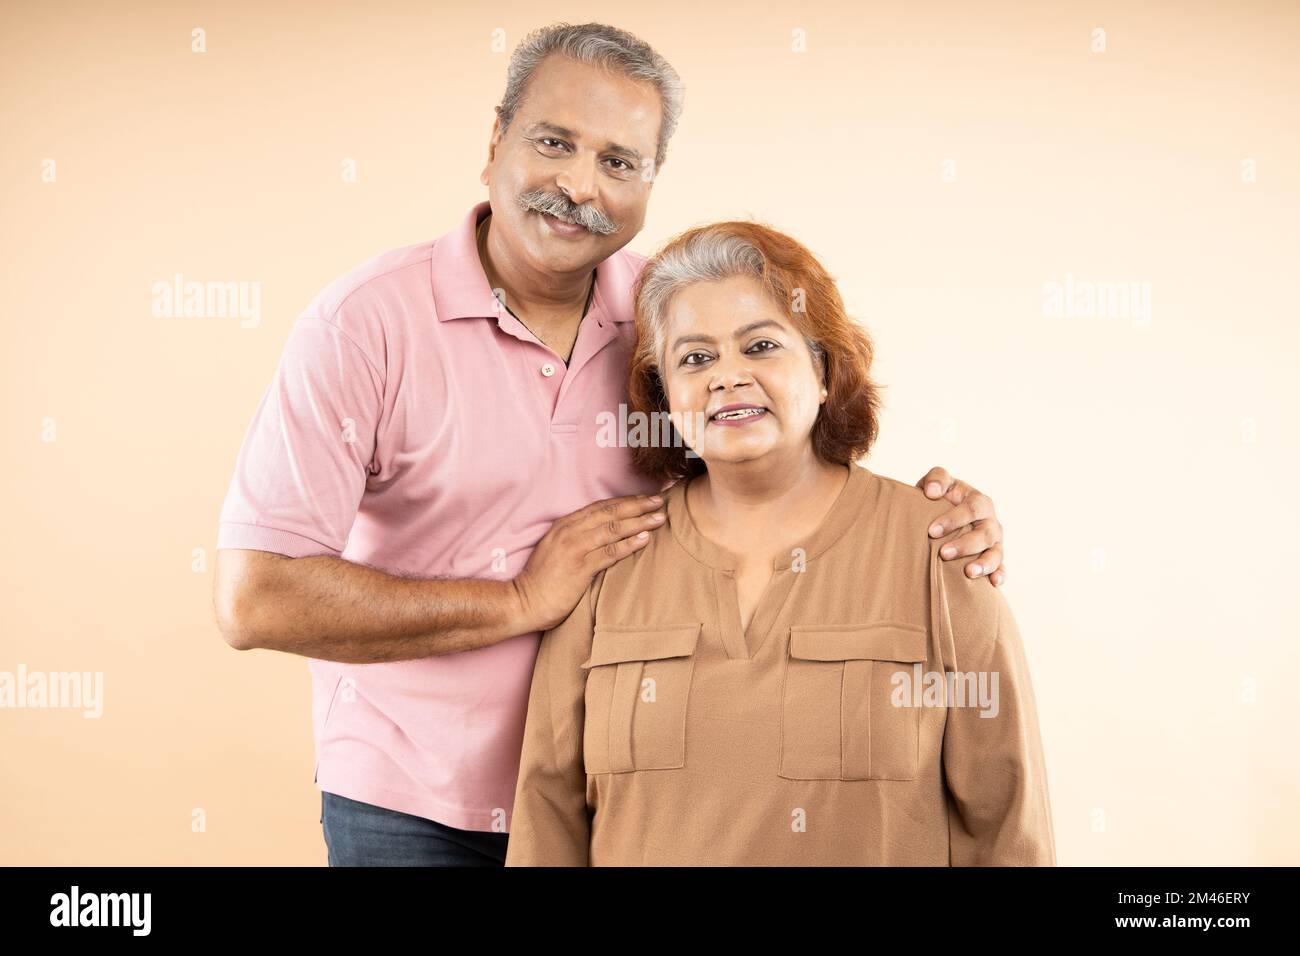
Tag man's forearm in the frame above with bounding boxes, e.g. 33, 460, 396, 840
217, 551, 532, 663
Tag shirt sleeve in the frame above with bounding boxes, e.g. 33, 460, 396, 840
504, 573, 603, 867
217, 315, 384, 558
932, 532, 1057, 866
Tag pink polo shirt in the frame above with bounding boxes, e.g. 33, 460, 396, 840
217, 200, 662, 832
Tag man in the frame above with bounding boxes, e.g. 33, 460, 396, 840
213, 22, 1007, 867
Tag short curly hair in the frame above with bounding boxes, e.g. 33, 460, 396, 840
628, 220, 883, 482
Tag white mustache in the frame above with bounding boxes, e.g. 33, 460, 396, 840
516, 191, 618, 235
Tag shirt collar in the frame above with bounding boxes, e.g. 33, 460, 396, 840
665, 463, 875, 572
430, 200, 641, 325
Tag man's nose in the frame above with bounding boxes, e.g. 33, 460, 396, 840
555, 155, 598, 207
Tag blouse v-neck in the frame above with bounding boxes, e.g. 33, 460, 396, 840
664, 463, 873, 660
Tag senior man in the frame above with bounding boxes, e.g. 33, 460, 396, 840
213, 22, 1008, 867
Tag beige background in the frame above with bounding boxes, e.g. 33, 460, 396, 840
2, 0, 1296, 865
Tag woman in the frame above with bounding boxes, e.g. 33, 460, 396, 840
504, 221, 1055, 866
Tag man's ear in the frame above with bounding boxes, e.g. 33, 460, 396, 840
481, 116, 503, 186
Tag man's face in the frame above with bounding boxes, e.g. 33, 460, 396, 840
481, 54, 661, 276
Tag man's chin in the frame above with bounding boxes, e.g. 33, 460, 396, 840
525, 235, 618, 273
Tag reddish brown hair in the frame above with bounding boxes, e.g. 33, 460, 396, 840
628, 220, 883, 482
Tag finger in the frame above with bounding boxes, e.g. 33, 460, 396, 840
963, 545, 1004, 581
583, 526, 655, 573
570, 493, 664, 529
991, 565, 1008, 587
916, 466, 952, 500
942, 479, 971, 506
927, 492, 995, 538
938, 524, 995, 560
581, 505, 666, 549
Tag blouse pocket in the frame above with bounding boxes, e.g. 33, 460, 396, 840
579, 623, 701, 774
778, 623, 929, 781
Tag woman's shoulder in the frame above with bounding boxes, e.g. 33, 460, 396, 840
867, 472, 1008, 632
846, 467, 982, 590
856, 466, 961, 539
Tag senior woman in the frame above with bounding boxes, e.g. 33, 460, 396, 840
504, 221, 1055, 866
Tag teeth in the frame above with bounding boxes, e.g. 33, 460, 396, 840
714, 408, 764, 420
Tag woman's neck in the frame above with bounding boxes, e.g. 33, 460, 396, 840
688, 453, 850, 559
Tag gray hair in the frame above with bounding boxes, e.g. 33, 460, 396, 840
495, 22, 684, 172
635, 227, 827, 373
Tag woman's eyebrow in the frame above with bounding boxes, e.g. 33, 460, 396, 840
732, 320, 783, 338
670, 332, 716, 351
670, 320, 784, 352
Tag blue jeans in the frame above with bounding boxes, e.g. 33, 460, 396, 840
320, 791, 509, 867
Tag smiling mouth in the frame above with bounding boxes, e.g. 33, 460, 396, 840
711, 407, 767, 421
538, 210, 588, 231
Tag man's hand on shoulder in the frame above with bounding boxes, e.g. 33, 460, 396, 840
916, 465, 1005, 587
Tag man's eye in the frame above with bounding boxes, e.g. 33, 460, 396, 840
607, 158, 631, 171
538, 138, 568, 151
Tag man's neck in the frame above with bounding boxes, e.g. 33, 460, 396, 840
475, 213, 595, 322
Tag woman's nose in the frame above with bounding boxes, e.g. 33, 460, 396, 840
709, 355, 753, 391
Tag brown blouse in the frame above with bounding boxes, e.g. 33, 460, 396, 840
504, 463, 1056, 866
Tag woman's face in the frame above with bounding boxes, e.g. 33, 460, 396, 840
660, 274, 825, 468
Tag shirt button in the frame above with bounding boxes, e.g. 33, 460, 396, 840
540, 362, 556, 377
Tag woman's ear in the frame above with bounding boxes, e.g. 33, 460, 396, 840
813, 350, 828, 403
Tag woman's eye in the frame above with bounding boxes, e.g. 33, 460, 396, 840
681, 352, 711, 367
747, 339, 779, 354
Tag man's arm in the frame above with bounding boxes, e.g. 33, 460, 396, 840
918, 465, 1007, 586
214, 550, 523, 662
213, 493, 664, 663
213, 301, 665, 663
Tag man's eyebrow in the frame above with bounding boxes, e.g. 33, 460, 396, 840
603, 142, 644, 165
524, 120, 578, 140
523, 121, 645, 165
671, 320, 784, 352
